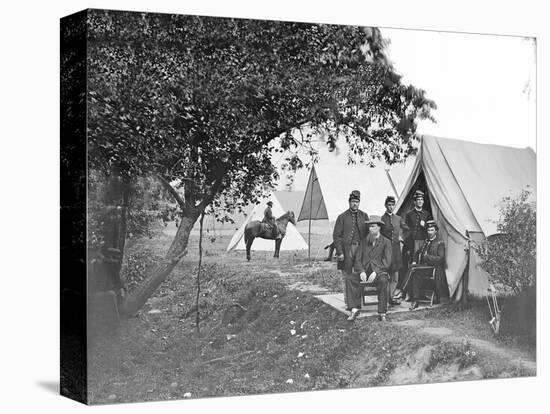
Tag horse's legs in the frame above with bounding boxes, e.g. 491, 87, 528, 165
246, 237, 253, 261
274, 238, 281, 258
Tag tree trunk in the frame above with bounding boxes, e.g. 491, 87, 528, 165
120, 212, 198, 317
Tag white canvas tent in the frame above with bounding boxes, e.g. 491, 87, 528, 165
286, 142, 414, 221
226, 193, 309, 252
395, 135, 536, 299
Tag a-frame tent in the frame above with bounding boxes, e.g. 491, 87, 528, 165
226, 193, 309, 252
395, 135, 536, 299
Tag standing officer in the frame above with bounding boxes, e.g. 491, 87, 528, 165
332, 190, 369, 319
380, 196, 403, 305
397, 190, 432, 300
262, 201, 281, 239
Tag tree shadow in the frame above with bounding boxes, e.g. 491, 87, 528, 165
36, 380, 59, 394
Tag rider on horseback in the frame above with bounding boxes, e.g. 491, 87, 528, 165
262, 201, 281, 239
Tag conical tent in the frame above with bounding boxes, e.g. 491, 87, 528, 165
302, 155, 413, 221
395, 135, 536, 299
298, 166, 329, 222
226, 193, 309, 252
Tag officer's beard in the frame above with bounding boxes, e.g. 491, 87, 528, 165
366, 232, 378, 245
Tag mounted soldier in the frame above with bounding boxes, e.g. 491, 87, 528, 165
262, 201, 281, 239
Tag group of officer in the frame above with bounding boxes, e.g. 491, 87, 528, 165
332, 189, 450, 321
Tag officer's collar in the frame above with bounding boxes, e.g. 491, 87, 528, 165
414, 207, 423, 212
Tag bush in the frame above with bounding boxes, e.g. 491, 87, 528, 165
121, 249, 163, 293
476, 188, 536, 294
426, 341, 478, 372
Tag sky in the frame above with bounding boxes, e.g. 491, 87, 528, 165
276, 28, 537, 197
381, 28, 536, 150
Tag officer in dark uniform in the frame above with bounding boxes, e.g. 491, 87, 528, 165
262, 201, 280, 239
380, 196, 403, 305
396, 190, 432, 300
332, 190, 369, 319
406, 220, 451, 309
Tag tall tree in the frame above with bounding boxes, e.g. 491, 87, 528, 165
86, 10, 436, 316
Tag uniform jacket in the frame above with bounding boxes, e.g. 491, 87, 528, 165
262, 207, 276, 225
353, 234, 392, 275
381, 212, 403, 271
401, 208, 432, 252
333, 209, 369, 273
415, 235, 446, 286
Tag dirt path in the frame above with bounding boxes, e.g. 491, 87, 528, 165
392, 319, 535, 373
275, 271, 536, 376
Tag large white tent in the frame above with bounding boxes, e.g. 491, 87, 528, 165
226, 193, 308, 252
395, 135, 536, 299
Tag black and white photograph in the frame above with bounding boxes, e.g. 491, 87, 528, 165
59, 7, 540, 405
3, 1, 549, 413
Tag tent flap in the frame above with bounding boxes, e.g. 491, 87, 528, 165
396, 135, 535, 299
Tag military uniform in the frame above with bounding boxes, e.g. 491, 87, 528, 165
262, 202, 279, 238
381, 211, 403, 273
401, 207, 432, 254
332, 190, 368, 312
333, 208, 369, 274
405, 221, 450, 307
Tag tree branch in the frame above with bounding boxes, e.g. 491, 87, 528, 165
156, 174, 185, 207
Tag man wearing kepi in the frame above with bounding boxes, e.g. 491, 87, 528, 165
408, 220, 450, 309
353, 216, 393, 321
380, 196, 403, 305
333, 190, 368, 321
398, 189, 432, 300
262, 201, 281, 239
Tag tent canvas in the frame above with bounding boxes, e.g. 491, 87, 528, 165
395, 135, 536, 298
226, 193, 309, 252
300, 152, 414, 222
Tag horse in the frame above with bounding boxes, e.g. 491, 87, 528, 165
244, 211, 296, 261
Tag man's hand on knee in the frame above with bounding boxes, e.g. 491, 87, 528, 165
367, 271, 376, 283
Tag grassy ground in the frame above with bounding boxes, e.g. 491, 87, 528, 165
87, 226, 535, 404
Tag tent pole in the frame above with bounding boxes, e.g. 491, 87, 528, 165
308, 171, 313, 266
385, 169, 399, 198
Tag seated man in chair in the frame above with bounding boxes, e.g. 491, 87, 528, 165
407, 220, 450, 310
352, 216, 393, 321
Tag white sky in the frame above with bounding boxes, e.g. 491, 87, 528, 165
381, 28, 536, 150
277, 28, 537, 195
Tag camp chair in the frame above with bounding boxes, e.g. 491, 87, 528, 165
404, 265, 436, 307
360, 280, 379, 307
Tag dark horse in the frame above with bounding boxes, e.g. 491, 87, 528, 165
244, 211, 296, 261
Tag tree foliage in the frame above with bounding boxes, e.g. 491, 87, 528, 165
85, 10, 437, 315
87, 10, 435, 221
476, 188, 536, 294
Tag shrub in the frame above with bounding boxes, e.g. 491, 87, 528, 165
476, 188, 536, 294
426, 341, 478, 372
121, 249, 163, 293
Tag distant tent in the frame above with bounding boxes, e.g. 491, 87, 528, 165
298, 166, 329, 222
395, 135, 536, 299
274, 190, 305, 215
226, 193, 309, 252
309, 159, 413, 221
